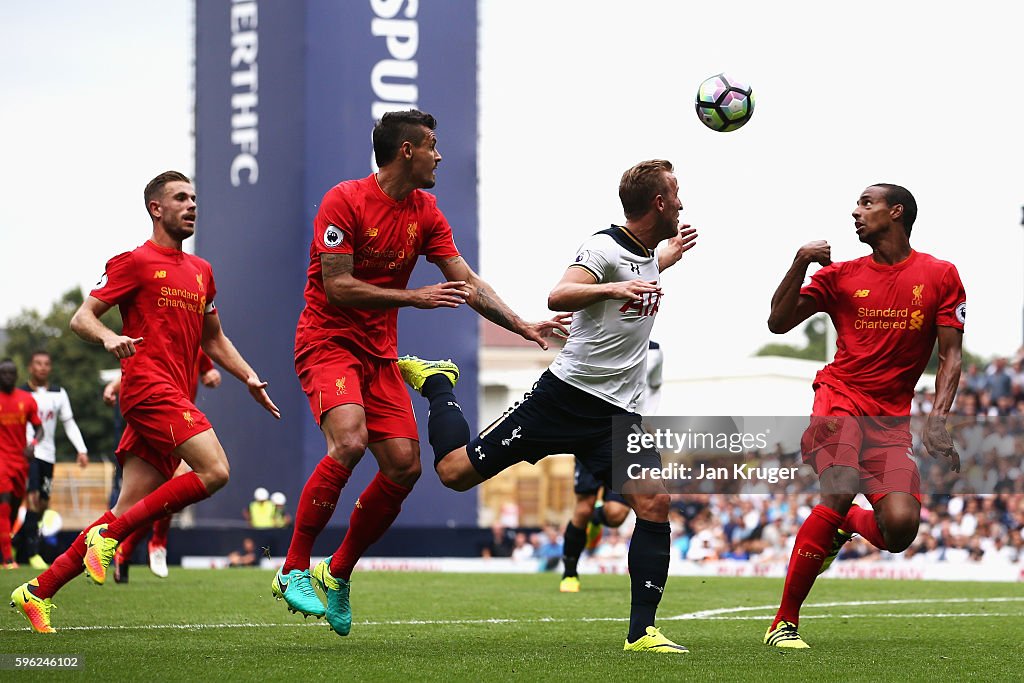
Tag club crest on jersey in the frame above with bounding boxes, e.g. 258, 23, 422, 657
196, 273, 204, 291
911, 283, 924, 306
406, 222, 419, 245
956, 302, 966, 323
324, 225, 343, 248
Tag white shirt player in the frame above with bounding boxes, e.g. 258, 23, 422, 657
24, 384, 88, 464
550, 226, 661, 411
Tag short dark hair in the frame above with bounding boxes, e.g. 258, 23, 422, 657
372, 110, 437, 167
29, 350, 50, 362
871, 183, 917, 236
619, 159, 674, 220
144, 171, 192, 218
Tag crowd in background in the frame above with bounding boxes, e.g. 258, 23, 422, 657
497, 349, 1024, 568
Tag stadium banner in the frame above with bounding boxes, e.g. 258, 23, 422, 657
194, 0, 479, 527
611, 416, 1019, 496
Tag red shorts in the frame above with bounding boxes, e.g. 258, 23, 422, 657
0, 458, 28, 500
801, 383, 920, 505
295, 343, 418, 442
116, 387, 213, 481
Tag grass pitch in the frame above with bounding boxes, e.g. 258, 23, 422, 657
2, 566, 1022, 681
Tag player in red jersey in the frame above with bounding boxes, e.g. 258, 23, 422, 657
763, 183, 965, 648
10, 171, 280, 633
273, 109, 565, 636
0, 359, 43, 567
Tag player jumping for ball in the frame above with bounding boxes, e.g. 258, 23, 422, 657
763, 183, 965, 649
403, 159, 698, 653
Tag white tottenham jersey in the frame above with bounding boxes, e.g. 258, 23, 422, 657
23, 384, 88, 464
550, 226, 661, 411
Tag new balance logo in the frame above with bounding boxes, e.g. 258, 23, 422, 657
644, 580, 664, 593
853, 289, 870, 298
501, 426, 522, 446
475, 445, 486, 460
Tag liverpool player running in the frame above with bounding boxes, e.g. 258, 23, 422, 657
763, 184, 965, 648
404, 159, 698, 653
107, 351, 221, 581
0, 360, 43, 568
273, 110, 563, 636
18, 351, 89, 570
11, 171, 279, 633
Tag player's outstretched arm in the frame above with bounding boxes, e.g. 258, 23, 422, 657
70, 296, 143, 359
547, 266, 661, 312
658, 225, 698, 272
767, 241, 830, 334
923, 326, 963, 472
437, 256, 568, 350
321, 253, 470, 310
201, 313, 281, 419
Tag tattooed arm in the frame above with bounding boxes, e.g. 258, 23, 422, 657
321, 253, 470, 310
437, 256, 568, 350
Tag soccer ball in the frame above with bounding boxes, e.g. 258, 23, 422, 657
695, 73, 755, 132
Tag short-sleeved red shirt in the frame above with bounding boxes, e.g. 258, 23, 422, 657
802, 250, 966, 416
91, 240, 217, 413
294, 174, 460, 360
0, 388, 40, 463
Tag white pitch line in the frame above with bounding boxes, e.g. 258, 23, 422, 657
4, 597, 1024, 634
666, 596, 1024, 620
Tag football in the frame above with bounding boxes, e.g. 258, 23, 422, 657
695, 73, 755, 132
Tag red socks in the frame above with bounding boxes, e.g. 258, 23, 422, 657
151, 514, 171, 549
106, 472, 209, 540
330, 472, 411, 580
117, 525, 149, 561
284, 456, 351, 572
773, 504, 844, 628
0, 501, 11, 563
35, 510, 116, 599
843, 504, 888, 550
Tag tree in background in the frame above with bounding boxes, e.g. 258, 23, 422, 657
3, 288, 122, 459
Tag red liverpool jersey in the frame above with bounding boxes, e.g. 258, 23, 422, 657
0, 388, 40, 463
91, 240, 217, 413
801, 250, 966, 415
295, 174, 460, 359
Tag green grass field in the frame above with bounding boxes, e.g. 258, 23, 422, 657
2, 567, 1022, 681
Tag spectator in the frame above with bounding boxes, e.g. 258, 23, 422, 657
228, 537, 259, 567
481, 523, 515, 559
245, 488, 277, 529
271, 491, 292, 527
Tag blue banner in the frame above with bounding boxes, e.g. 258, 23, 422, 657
194, 0, 478, 528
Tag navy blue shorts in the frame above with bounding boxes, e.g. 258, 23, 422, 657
574, 459, 627, 505
27, 459, 54, 500
468, 371, 660, 492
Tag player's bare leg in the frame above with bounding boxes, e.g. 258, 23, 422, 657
13, 456, 165, 632
84, 430, 226, 584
